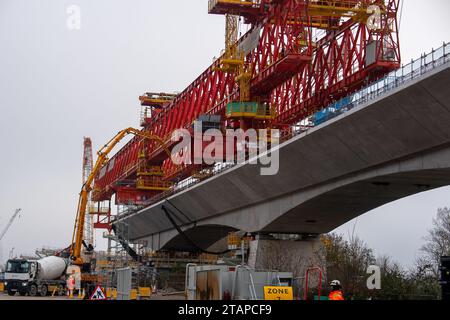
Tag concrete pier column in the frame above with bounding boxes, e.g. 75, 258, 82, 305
247, 235, 325, 279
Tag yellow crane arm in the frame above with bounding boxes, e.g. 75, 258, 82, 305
70, 127, 171, 265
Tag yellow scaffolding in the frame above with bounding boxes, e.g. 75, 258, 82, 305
307, 0, 387, 23
208, 0, 256, 14
139, 92, 176, 108
136, 148, 172, 191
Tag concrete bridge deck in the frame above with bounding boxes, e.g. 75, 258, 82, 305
116, 58, 450, 252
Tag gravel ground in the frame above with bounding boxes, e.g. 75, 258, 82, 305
0, 291, 185, 301
0, 292, 72, 300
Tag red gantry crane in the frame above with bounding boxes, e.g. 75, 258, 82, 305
89, 0, 401, 226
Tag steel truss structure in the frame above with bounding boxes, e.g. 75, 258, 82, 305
92, 0, 400, 217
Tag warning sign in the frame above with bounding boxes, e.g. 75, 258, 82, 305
89, 285, 107, 300
264, 286, 294, 300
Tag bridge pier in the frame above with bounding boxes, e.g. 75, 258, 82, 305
247, 235, 325, 279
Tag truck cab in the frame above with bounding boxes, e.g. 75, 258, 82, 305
4, 259, 35, 296
5, 257, 68, 297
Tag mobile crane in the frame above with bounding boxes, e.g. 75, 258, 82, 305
0, 209, 21, 242
69, 128, 171, 269
0, 209, 21, 269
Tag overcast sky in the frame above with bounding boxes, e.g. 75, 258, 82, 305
0, 0, 449, 268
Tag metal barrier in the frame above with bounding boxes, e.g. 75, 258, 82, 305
106, 287, 118, 300
311, 42, 450, 129
116, 268, 132, 300
130, 289, 138, 300
138, 287, 152, 299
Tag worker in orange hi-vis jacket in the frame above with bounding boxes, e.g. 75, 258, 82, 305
328, 280, 345, 301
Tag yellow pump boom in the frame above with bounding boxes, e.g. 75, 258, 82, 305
70, 127, 171, 266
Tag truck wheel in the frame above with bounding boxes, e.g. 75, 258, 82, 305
7, 290, 16, 296
57, 285, 65, 296
29, 284, 38, 297
40, 285, 48, 297
19, 290, 27, 296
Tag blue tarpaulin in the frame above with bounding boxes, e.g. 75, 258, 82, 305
313, 96, 352, 126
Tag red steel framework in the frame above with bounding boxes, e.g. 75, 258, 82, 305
92, 0, 401, 214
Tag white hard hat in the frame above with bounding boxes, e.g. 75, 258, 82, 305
330, 280, 341, 286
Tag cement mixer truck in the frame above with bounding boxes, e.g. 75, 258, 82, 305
4, 256, 69, 296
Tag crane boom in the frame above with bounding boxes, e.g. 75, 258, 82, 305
70, 128, 171, 266
0, 209, 22, 241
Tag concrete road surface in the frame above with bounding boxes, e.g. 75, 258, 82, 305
0, 292, 73, 301
0, 292, 185, 301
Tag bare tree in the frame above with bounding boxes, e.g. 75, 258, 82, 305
421, 207, 450, 276
322, 233, 375, 299
408, 257, 440, 299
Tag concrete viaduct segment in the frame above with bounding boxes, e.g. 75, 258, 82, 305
117, 61, 450, 253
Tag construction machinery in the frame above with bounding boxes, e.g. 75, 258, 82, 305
90, 0, 400, 217
0, 209, 22, 242
69, 128, 171, 269
0, 209, 22, 267
65, 2, 401, 289
185, 264, 294, 300
4, 256, 68, 297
